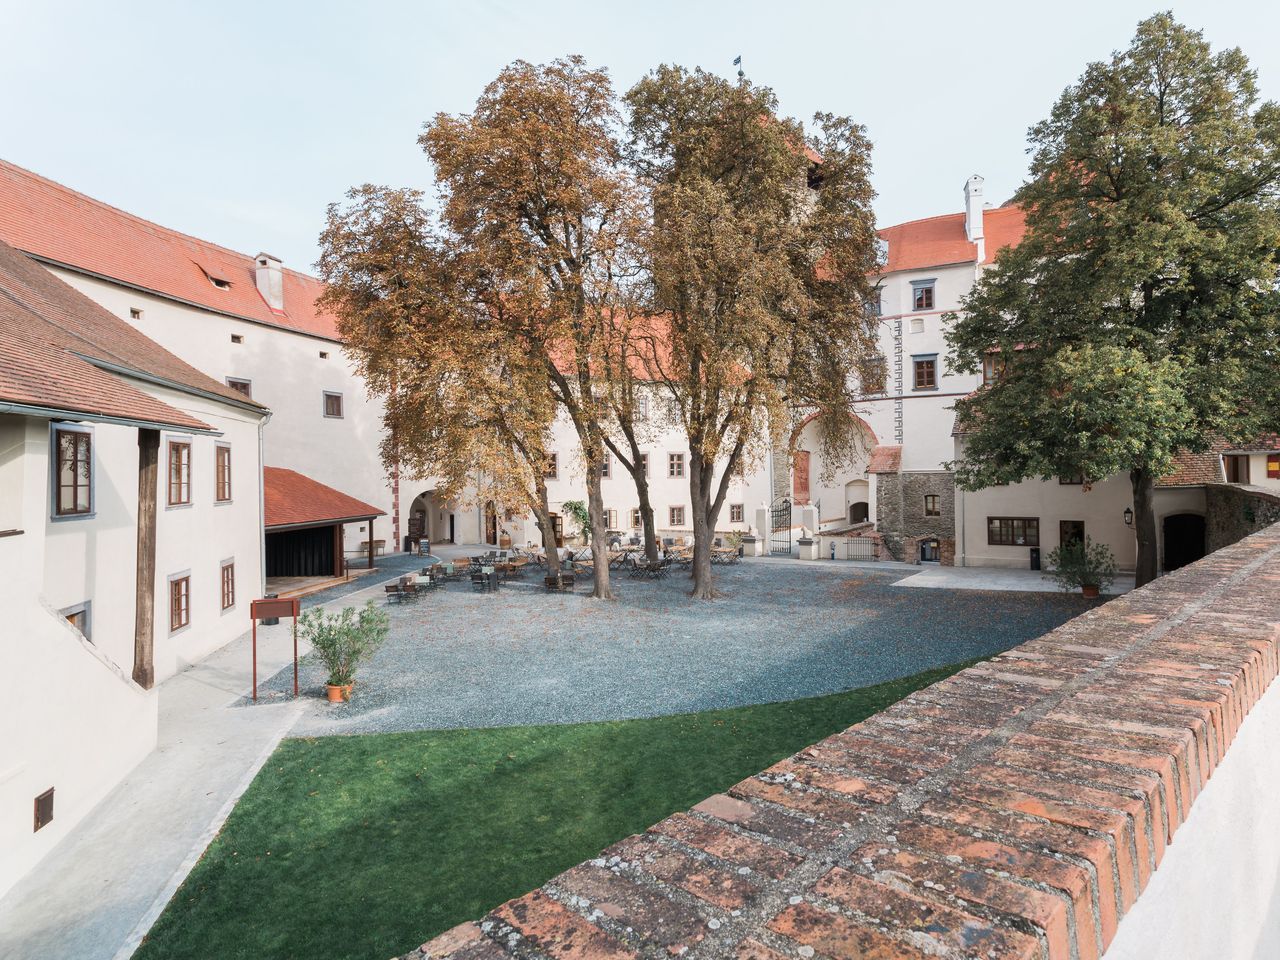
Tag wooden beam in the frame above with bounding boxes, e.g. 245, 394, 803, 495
333, 523, 343, 578
133, 428, 159, 689
367, 517, 375, 570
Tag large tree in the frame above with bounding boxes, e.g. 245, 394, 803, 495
625, 67, 882, 598
318, 186, 566, 576
947, 14, 1280, 586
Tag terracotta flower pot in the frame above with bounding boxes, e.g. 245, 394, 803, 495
1081, 584, 1100, 598
326, 683, 349, 703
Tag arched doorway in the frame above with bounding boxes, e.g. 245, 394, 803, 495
410, 489, 456, 545
848, 502, 869, 524
484, 501, 498, 545
1163, 513, 1206, 572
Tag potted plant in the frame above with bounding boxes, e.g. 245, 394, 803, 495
1045, 537, 1117, 598
725, 530, 744, 557
299, 600, 390, 703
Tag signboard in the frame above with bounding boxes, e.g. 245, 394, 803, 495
248, 597, 302, 701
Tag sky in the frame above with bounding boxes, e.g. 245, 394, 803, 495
2, 1, 1277, 272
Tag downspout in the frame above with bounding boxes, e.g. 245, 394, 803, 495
955, 484, 966, 568
257, 409, 272, 596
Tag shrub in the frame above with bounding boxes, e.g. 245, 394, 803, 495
300, 600, 390, 686
1045, 537, 1117, 593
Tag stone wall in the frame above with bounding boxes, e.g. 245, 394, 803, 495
1205, 483, 1280, 553
406, 523, 1280, 960
875, 470, 956, 564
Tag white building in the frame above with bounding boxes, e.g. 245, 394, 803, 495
0, 160, 394, 571
0, 237, 268, 898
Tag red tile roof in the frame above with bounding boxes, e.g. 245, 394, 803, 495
263, 467, 385, 529
0, 159, 339, 340
867, 444, 902, 473
1156, 450, 1225, 487
0, 238, 223, 431
878, 204, 1026, 275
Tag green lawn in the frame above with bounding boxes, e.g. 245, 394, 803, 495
137, 660, 977, 960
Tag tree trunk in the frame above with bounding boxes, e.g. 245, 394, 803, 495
531, 480, 560, 577
585, 461, 614, 599
688, 456, 720, 599
1131, 466, 1158, 588
635, 475, 660, 563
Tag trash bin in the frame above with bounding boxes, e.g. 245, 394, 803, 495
1030, 547, 1041, 571
263, 593, 280, 626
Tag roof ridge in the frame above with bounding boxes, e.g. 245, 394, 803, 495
0, 157, 321, 281
879, 210, 964, 232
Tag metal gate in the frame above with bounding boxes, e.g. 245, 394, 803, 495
770, 497, 792, 555
843, 537, 878, 561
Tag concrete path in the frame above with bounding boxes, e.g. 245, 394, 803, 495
0, 553, 431, 960
893, 563, 1134, 594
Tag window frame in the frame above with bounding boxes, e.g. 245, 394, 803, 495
729, 503, 744, 524
322, 391, 344, 419
981, 354, 1006, 385
60, 601, 92, 642
630, 507, 642, 528
600, 452, 610, 479
912, 354, 938, 391
987, 517, 1040, 547
220, 560, 236, 611
226, 377, 252, 399
50, 422, 95, 520
667, 452, 685, 479
166, 437, 193, 507
923, 494, 940, 517
1224, 454, 1250, 484
169, 572, 191, 633
668, 505, 686, 527
215, 443, 232, 503
910, 279, 936, 312
638, 453, 649, 477
545, 452, 558, 480
604, 508, 617, 529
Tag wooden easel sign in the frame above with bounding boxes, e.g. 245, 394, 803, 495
249, 597, 301, 701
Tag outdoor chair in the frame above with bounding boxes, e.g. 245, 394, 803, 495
471, 572, 490, 592
384, 583, 406, 604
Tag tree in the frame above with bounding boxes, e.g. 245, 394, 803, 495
420, 56, 642, 600
317, 185, 566, 577
624, 67, 882, 598
947, 13, 1280, 587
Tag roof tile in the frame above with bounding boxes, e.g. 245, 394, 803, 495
263, 466, 385, 529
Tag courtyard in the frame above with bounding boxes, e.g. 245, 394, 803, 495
254, 554, 1101, 735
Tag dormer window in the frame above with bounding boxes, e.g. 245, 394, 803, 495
210, 277, 231, 290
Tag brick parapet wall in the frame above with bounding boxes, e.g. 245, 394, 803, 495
1204, 483, 1280, 554
405, 525, 1280, 960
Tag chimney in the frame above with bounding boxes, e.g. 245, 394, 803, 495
254, 252, 284, 311
963, 175, 985, 243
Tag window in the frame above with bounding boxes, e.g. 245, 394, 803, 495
1269, 454, 1280, 480
319, 351, 329, 359
1059, 474, 1084, 485
924, 495, 940, 517
638, 453, 649, 476
226, 377, 252, 398
221, 561, 236, 610
129, 307, 143, 320
982, 354, 1006, 385
169, 575, 190, 632
167, 440, 191, 506
210, 277, 232, 290
34, 788, 54, 832
230, 333, 244, 344
909, 317, 924, 334
730, 503, 744, 523
61, 602, 91, 642
1060, 520, 1085, 548
630, 508, 642, 528
668, 452, 685, 478
604, 509, 617, 529
323, 391, 344, 418
987, 517, 1040, 547
911, 280, 935, 311
637, 394, 649, 418
53, 425, 92, 517
545, 453, 558, 479
669, 505, 686, 526
867, 292, 882, 317
912, 356, 937, 390
215, 444, 232, 502
1224, 454, 1250, 484
601, 453, 610, 478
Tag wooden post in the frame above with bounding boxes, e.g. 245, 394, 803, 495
332, 523, 343, 578
367, 517, 375, 570
133, 428, 159, 689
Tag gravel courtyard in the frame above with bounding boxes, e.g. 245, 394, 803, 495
256, 558, 1099, 735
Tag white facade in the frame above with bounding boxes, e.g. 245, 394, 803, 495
45, 268, 397, 558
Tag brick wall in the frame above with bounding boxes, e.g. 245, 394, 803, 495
405, 525, 1280, 960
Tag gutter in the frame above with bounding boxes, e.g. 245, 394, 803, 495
0, 400, 221, 435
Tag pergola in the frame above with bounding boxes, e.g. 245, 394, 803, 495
263, 467, 386, 577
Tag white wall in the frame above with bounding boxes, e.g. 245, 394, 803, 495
0, 415, 157, 900
48, 270, 397, 556
1101, 676, 1280, 960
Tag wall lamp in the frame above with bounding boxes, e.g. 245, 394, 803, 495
1123, 507, 1134, 527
